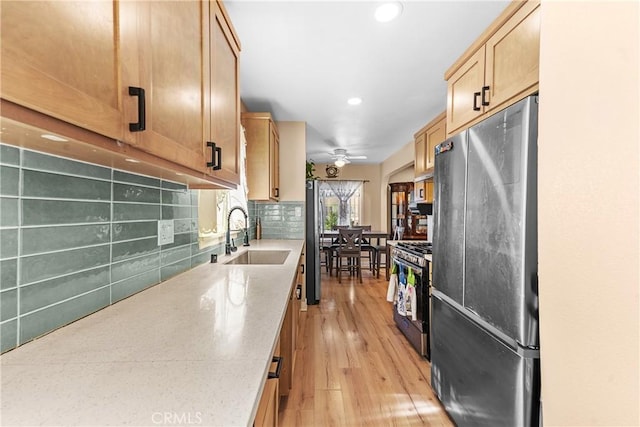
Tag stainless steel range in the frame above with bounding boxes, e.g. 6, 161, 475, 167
391, 242, 432, 359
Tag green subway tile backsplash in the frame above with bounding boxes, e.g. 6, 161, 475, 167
0, 144, 234, 353
0, 144, 20, 166
113, 183, 161, 204
1, 289, 18, 321
20, 266, 109, 314
1, 259, 17, 290
19, 287, 111, 345
112, 269, 160, 303
111, 253, 160, 283
111, 237, 159, 262
113, 170, 160, 188
0, 197, 19, 227
1, 320, 18, 353
253, 201, 305, 240
162, 189, 191, 205
112, 221, 157, 242
0, 166, 19, 196
162, 205, 192, 220
22, 170, 111, 200
21, 245, 111, 285
22, 150, 111, 180
21, 224, 111, 255
113, 203, 160, 221
0, 229, 18, 259
22, 199, 111, 225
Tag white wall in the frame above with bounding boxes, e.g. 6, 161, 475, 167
389, 164, 414, 183
276, 121, 306, 201
538, 1, 639, 425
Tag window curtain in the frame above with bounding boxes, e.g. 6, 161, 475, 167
319, 180, 363, 226
228, 126, 249, 230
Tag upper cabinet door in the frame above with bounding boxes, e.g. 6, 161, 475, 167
425, 115, 446, 170
484, 1, 540, 114
446, 47, 486, 135
206, 1, 241, 185
1, 1, 125, 140
414, 132, 427, 177
122, 1, 206, 173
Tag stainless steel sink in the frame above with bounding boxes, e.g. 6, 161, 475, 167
224, 250, 290, 265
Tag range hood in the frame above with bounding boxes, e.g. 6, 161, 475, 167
409, 201, 433, 216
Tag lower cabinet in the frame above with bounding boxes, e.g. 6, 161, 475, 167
254, 340, 281, 427
255, 253, 303, 426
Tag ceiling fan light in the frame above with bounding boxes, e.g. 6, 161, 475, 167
334, 158, 346, 168
375, 2, 403, 23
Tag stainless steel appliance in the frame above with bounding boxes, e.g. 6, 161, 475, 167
305, 180, 321, 304
391, 241, 432, 359
431, 95, 540, 426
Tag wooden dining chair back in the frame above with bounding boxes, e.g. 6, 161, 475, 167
335, 227, 363, 283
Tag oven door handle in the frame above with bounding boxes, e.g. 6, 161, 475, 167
391, 256, 424, 276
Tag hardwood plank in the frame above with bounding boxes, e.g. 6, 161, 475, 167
281, 268, 454, 426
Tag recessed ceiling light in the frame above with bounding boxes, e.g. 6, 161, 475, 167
375, 2, 403, 23
125, 158, 140, 163
41, 134, 68, 142
347, 97, 362, 106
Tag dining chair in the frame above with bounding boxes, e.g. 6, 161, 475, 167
371, 234, 387, 279
335, 227, 363, 284
353, 225, 376, 273
319, 230, 334, 275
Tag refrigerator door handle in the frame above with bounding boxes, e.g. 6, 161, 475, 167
432, 290, 538, 357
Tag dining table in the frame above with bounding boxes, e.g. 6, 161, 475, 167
320, 229, 389, 278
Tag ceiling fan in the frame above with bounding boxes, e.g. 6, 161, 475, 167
329, 148, 367, 167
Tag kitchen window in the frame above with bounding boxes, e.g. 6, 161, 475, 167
319, 180, 363, 230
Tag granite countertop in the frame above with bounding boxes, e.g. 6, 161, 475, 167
0, 239, 304, 427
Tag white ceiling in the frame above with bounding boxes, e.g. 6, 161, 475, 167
225, 0, 510, 165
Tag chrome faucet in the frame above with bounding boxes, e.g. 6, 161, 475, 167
226, 206, 250, 255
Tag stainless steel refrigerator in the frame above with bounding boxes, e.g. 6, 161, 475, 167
431, 95, 540, 426
305, 180, 321, 305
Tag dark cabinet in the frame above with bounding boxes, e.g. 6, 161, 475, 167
388, 182, 425, 240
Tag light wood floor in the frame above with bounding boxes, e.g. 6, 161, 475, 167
279, 266, 454, 426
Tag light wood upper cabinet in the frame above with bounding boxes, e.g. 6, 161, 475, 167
425, 114, 446, 170
242, 112, 280, 201
446, 47, 486, 134
414, 132, 427, 177
1, 1, 125, 141
122, 1, 207, 174
445, 0, 540, 135
414, 111, 446, 179
1, 0, 241, 188
206, 1, 241, 185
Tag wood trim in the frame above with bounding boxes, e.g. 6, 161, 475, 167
0, 99, 233, 189
215, 0, 242, 51
444, 0, 537, 80
413, 110, 447, 138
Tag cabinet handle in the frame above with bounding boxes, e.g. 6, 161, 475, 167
301, 264, 304, 274
206, 142, 222, 170
274, 188, 279, 198
473, 91, 481, 111
128, 87, 146, 132
268, 356, 283, 379
419, 188, 424, 199
481, 86, 490, 106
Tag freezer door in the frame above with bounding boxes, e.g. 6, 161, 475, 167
431, 294, 540, 427
464, 96, 538, 347
432, 131, 467, 304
